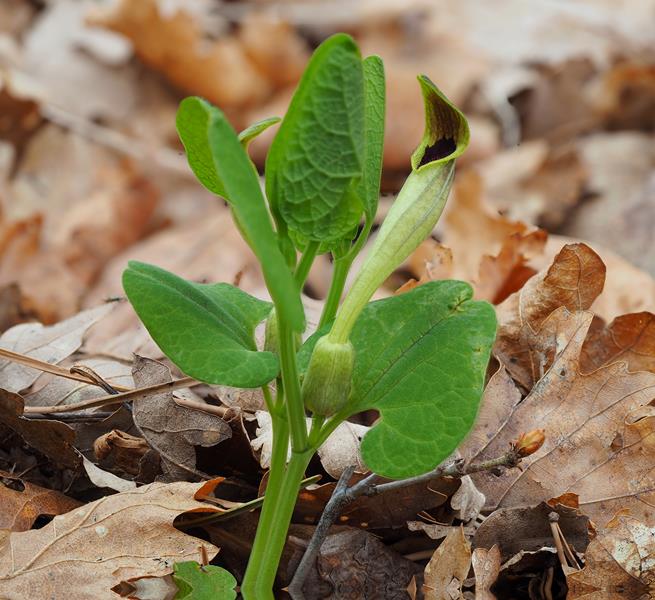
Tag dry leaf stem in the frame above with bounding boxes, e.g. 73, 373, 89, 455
288, 448, 522, 596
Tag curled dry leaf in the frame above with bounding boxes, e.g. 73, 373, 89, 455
471, 307, 655, 527
0, 303, 113, 393
131, 356, 231, 481
0, 470, 81, 531
472, 545, 501, 600
0, 481, 219, 598
494, 242, 606, 390
423, 526, 471, 600
94, 429, 151, 476
567, 514, 654, 600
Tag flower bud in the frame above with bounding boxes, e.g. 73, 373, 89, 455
302, 336, 354, 416
329, 76, 469, 344
513, 429, 546, 457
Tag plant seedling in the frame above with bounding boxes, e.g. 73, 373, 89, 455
123, 33, 497, 599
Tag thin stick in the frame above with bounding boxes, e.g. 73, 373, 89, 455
288, 449, 522, 596
23, 376, 198, 414
0, 348, 131, 392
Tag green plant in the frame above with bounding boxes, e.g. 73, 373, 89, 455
122, 33, 496, 599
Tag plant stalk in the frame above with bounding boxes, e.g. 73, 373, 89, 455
241, 415, 290, 597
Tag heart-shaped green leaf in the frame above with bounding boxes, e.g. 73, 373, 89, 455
176, 97, 304, 332
265, 33, 365, 244
123, 261, 278, 388
344, 281, 496, 478
173, 561, 237, 600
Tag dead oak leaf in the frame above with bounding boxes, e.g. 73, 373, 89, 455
495, 242, 606, 390
581, 312, 655, 375
0, 470, 81, 531
471, 308, 655, 527
567, 514, 654, 599
0, 481, 219, 599
132, 356, 231, 481
472, 545, 501, 600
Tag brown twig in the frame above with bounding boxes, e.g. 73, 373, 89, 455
23, 376, 199, 414
0, 348, 131, 392
288, 449, 522, 597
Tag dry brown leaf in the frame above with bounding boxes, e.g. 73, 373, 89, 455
0, 470, 81, 531
312, 529, 422, 597
0, 213, 84, 323
472, 545, 501, 600
0, 303, 112, 393
94, 429, 150, 477
459, 365, 522, 458
21, 0, 137, 121
0, 481, 219, 598
91, 0, 273, 114
0, 389, 79, 468
0, 70, 42, 153
439, 171, 547, 303
423, 526, 471, 600
132, 356, 231, 481
560, 132, 655, 276
532, 235, 655, 323
82, 456, 136, 493
581, 312, 655, 375
494, 243, 605, 390
471, 307, 655, 527
57, 162, 159, 285
567, 514, 654, 599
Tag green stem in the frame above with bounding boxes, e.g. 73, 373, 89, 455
241, 416, 289, 598
277, 313, 308, 452
318, 256, 350, 329
318, 219, 373, 330
294, 241, 319, 288
245, 450, 314, 598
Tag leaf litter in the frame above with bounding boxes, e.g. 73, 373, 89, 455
2, 1, 655, 597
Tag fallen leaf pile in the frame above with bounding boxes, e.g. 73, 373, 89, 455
2, 1, 655, 598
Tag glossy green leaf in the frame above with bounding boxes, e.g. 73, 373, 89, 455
344, 281, 496, 479
173, 561, 237, 600
123, 261, 278, 388
357, 55, 386, 221
176, 97, 304, 331
266, 33, 365, 243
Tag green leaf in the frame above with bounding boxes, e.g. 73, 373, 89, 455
238, 116, 281, 149
346, 281, 496, 479
173, 561, 237, 600
265, 33, 365, 243
176, 97, 304, 331
123, 261, 278, 388
357, 55, 386, 222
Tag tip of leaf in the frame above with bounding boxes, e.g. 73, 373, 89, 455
411, 75, 470, 171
